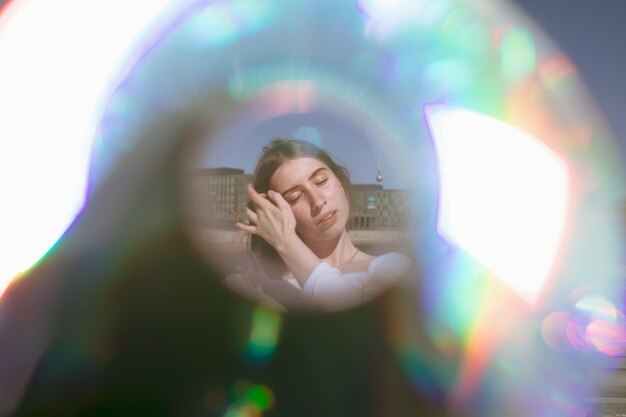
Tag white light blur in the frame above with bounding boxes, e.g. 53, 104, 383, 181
358, 0, 447, 37
425, 104, 570, 304
0, 0, 180, 298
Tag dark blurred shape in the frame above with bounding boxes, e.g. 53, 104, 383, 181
0, 104, 454, 417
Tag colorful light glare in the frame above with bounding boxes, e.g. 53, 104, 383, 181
585, 316, 626, 356
542, 301, 626, 356
255, 80, 318, 119
246, 305, 282, 364
541, 311, 575, 352
500, 27, 536, 82
575, 294, 619, 322
425, 104, 570, 304
0, 0, 178, 299
186, 0, 274, 49
246, 384, 275, 412
358, 0, 446, 38
224, 381, 275, 417
576, 295, 626, 356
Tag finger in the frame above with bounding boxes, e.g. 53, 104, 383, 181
246, 207, 258, 224
236, 222, 258, 234
247, 183, 271, 208
267, 189, 290, 210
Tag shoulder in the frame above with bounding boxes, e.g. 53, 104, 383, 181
368, 252, 413, 276
343, 252, 375, 274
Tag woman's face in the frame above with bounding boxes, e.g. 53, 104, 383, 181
269, 157, 350, 244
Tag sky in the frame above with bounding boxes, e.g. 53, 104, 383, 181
188, 110, 406, 187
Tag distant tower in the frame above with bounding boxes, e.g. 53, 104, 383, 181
376, 158, 383, 182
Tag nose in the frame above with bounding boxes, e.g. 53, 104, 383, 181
309, 189, 326, 214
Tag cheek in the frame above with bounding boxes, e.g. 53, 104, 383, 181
291, 206, 308, 228
332, 183, 348, 205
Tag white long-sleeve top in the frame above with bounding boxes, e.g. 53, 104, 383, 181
224, 252, 413, 312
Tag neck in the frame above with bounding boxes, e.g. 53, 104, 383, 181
305, 230, 356, 267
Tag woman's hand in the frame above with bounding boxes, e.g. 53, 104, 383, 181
236, 184, 298, 252
236, 184, 322, 288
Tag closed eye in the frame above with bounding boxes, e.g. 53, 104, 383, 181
288, 192, 302, 204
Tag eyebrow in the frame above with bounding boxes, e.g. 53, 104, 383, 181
280, 167, 328, 197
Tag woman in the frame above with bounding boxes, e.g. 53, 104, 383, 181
225, 139, 412, 312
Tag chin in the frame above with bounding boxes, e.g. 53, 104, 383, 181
324, 217, 348, 239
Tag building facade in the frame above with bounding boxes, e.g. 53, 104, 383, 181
349, 184, 382, 230
349, 184, 411, 230
183, 168, 252, 228
183, 168, 411, 230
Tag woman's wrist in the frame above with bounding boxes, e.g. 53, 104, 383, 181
274, 233, 324, 288
274, 232, 303, 257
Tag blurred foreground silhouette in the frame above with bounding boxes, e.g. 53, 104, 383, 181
0, 109, 457, 417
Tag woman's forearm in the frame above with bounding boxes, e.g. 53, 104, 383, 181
301, 262, 364, 311
274, 233, 322, 288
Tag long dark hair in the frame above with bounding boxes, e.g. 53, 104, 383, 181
249, 139, 352, 276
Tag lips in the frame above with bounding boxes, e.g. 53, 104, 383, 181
316, 210, 337, 226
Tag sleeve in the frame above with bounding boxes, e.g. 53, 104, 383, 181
361, 252, 413, 303
300, 253, 414, 312
301, 262, 369, 312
